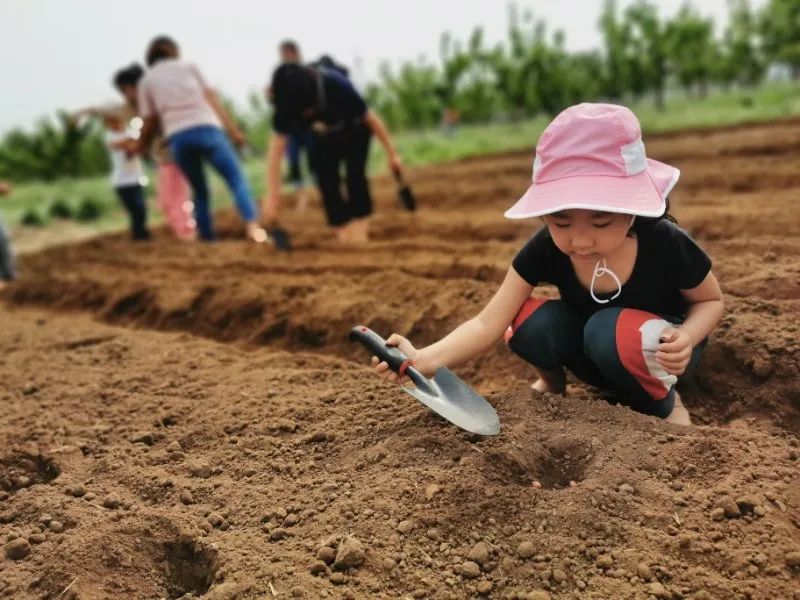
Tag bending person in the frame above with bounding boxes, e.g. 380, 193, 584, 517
264, 63, 402, 243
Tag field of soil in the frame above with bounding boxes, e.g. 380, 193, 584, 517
1, 119, 799, 600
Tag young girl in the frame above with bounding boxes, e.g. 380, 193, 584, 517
371, 103, 724, 425
135, 36, 267, 244
71, 104, 151, 241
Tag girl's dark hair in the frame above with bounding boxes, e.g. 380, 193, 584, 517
629, 196, 677, 236
146, 35, 179, 66
540, 198, 677, 240
113, 63, 144, 90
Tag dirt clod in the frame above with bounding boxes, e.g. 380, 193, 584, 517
317, 546, 337, 565
102, 493, 121, 509
4, 538, 30, 560
334, 536, 365, 570
468, 541, 491, 566
721, 500, 741, 519
476, 580, 493, 594
517, 541, 535, 559
596, 554, 614, 569
637, 562, 652, 581
458, 561, 481, 579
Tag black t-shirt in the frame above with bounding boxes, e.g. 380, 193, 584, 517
273, 69, 367, 136
512, 219, 712, 322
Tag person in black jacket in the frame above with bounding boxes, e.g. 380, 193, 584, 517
263, 64, 402, 244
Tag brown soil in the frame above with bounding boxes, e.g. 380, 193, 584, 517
1, 119, 799, 600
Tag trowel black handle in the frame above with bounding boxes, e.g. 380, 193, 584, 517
349, 326, 413, 375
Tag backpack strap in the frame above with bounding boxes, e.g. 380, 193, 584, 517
314, 66, 327, 114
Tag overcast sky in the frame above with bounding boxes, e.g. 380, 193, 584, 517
0, 0, 761, 134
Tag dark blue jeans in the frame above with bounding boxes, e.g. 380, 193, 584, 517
169, 125, 257, 241
114, 184, 150, 241
286, 130, 312, 187
507, 299, 704, 419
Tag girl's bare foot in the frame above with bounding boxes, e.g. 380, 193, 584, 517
665, 391, 692, 425
531, 367, 567, 394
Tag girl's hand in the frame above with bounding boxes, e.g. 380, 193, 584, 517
371, 333, 421, 386
656, 327, 693, 375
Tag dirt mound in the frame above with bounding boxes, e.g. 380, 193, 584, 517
1, 119, 799, 598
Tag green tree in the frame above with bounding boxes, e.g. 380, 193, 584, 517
369, 60, 441, 129
0, 113, 107, 182
760, 0, 800, 77
625, 0, 670, 109
599, 0, 633, 100
439, 28, 503, 122
666, 4, 717, 96
718, 0, 765, 87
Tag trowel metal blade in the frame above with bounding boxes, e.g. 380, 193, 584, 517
402, 367, 500, 436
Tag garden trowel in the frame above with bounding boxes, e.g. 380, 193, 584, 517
392, 167, 417, 212
350, 326, 500, 436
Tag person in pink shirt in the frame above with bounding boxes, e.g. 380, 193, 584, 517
136, 36, 269, 245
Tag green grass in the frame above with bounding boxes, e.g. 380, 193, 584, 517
4, 81, 799, 231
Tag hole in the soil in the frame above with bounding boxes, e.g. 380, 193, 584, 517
535, 444, 591, 489
487, 440, 592, 490
0, 453, 60, 493
163, 541, 218, 599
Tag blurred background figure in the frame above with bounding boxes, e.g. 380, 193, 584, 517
276, 40, 313, 211
310, 54, 350, 78
279, 39, 301, 64
70, 103, 151, 241
441, 107, 460, 137
136, 36, 267, 243
264, 63, 404, 244
0, 181, 17, 287
113, 63, 196, 241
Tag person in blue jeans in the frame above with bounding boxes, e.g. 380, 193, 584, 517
136, 36, 269, 244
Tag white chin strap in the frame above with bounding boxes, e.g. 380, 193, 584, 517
589, 215, 635, 305
590, 258, 622, 304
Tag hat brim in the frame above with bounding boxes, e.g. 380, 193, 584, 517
505, 159, 680, 219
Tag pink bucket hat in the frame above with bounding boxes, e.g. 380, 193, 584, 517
505, 103, 680, 219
